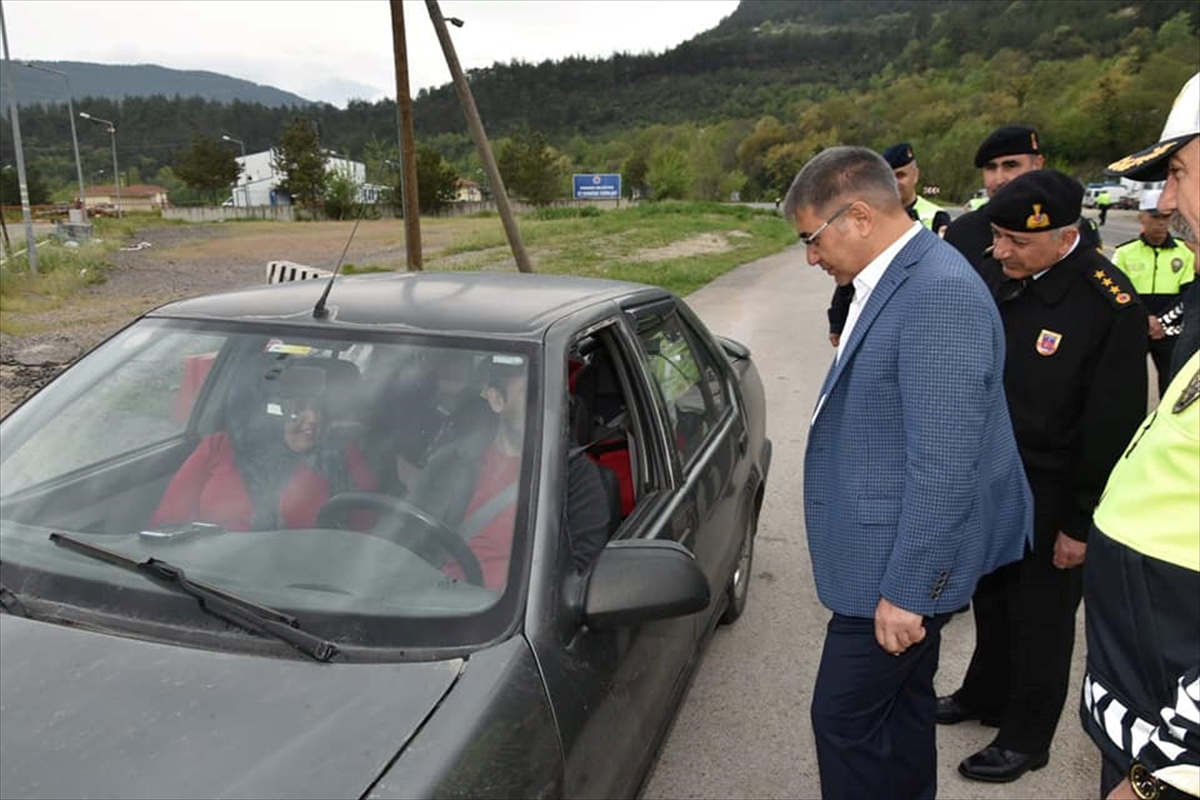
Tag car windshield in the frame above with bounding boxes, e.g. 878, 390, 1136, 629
0, 317, 537, 655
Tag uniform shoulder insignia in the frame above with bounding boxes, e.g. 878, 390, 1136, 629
1087, 264, 1138, 309
1112, 238, 1139, 251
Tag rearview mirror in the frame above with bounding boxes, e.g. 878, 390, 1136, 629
582, 540, 710, 630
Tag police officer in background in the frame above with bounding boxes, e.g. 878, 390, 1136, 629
937, 170, 1148, 784
825, 142, 952, 345
885, 142, 952, 236
945, 125, 1103, 269
1112, 188, 1196, 396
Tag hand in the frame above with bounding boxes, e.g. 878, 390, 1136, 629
1106, 777, 1138, 800
829, 333, 840, 347
1149, 315, 1166, 340
875, 597, 926, 656
1052, 531, 1086, 569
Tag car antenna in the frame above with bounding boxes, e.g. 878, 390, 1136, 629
312, 210, 364, 320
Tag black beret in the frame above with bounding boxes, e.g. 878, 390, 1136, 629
985, 169, 1083, 232
974, 125, 1041, 168
882, 142, 915, 168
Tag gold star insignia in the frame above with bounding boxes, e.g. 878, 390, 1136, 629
1102, 277, 1114, 286
1094, 270, 1107, 279
1110, 285, 1121, 295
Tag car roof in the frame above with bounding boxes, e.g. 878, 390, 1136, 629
150, 271, 669, 338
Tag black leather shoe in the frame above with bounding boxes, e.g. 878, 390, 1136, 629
935, 695, 1001, 727
957, 746, 1050, 783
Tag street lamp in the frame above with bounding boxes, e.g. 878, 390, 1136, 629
22, 62, 86, 214
79, 111, 120, 218
221, 134, 247, 207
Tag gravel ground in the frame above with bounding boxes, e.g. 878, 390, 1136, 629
1, 224, 265, 417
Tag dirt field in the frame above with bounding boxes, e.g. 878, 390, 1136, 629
0, 217, 747, 417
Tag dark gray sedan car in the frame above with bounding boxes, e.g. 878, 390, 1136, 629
0, 271, 771, 799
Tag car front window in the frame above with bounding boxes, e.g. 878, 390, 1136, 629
0, 318, 536, 655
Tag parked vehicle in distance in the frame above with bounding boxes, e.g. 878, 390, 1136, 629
0, 271, 771, 799
1083, 182, 1139, 209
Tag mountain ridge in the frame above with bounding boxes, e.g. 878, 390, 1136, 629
0, 60, 312, 108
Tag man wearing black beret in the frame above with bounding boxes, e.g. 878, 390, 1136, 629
937, 169, 1149, 785
945, 125, 1102, 269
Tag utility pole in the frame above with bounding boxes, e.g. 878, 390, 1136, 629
0, 0, 38, 273
23, 62, 85, 213
426, 0, 532, 273
389, 0, 422, 270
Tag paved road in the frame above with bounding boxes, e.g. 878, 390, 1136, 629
640, 213, 1149, 799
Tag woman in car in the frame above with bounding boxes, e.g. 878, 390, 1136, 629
150, 363, 377, 531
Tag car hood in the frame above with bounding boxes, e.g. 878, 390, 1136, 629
0, 615, 465, 799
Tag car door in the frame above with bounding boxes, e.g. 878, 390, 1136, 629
528, 316, 702, 800
626, 299, 747, 618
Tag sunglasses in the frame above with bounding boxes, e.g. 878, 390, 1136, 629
799, 203, 853, 247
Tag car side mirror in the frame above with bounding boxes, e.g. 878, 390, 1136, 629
718, 336, 751, 361
581, 540, 710, 630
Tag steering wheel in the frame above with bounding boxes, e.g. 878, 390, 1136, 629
316, 492, 485, 587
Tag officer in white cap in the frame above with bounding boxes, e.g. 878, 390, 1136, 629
1112, 188, 1196, 394
1081, 71, 1200, 800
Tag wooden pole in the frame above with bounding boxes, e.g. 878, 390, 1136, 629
389, 0, 423, 270
426, 0, 532, 272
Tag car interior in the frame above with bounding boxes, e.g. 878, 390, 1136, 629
568, 330, 643, 529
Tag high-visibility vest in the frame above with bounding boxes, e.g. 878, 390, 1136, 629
912, 196, 944, 230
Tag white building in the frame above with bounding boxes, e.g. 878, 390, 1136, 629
229, 150, 375, 207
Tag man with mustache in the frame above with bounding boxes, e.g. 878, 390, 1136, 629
1080, 70, 1200, 800
937, 169, 1148, 784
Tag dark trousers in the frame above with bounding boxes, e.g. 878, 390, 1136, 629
954, 487, 1083, 754
812, 611, 951, 800
1149, 335, 1178, 396
1098, 205, 1109, 225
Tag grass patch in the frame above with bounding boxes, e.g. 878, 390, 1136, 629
526, 205, 602, 221
0, 239, 115, 324
342, 263, 395, 275
424, 200, 795, 294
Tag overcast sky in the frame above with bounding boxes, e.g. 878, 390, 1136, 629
2, 0, 741, 106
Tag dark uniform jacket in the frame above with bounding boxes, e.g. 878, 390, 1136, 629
1170, 280, 1200, 380
946, 208, 1103, 269
977, 244, 1147, 542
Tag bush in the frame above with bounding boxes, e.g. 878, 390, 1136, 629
526, 205, 602, 221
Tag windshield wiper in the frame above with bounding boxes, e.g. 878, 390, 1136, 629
48, 532, 339, 662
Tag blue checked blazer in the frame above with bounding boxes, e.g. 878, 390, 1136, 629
804, 228, 1032, 618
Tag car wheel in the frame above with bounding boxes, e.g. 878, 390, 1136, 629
719, 506, 757, 625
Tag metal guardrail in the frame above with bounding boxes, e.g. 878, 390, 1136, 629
265, 260, 333, 284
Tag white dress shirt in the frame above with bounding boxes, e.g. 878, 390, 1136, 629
836, 221, 923, 363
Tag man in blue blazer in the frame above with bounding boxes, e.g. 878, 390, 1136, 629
781, 146, 1032, 800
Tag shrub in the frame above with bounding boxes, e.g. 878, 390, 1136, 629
527, 205, 602, 221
